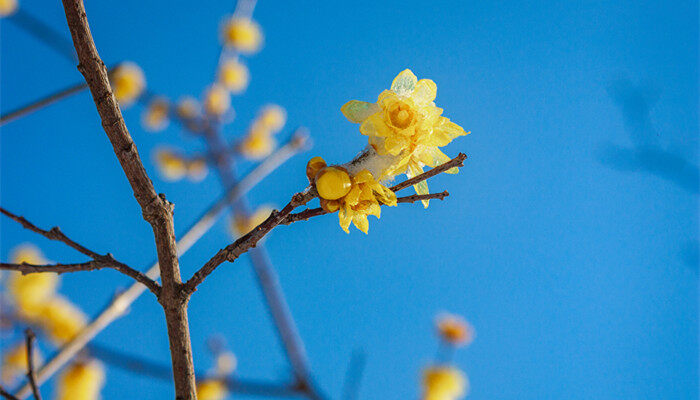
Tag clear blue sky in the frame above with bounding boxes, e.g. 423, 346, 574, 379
1, 0, 697, 399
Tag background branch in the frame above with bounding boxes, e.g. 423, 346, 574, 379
0, 81, 88, 127
24, 329, 42, 400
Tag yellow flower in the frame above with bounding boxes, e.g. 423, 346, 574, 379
6, 244, 58, 319
10, 243, 46, 265
0, 0, 17, 17
110, 62, 145, 106
214, 351, 237, 375
422, 366, 468, 400
154, 148, 187, 181
310, 159, 397, 234
37, 295, 87, 344
187, 158, 208, 182
341, 69, 469, 207
222, 17, 263, 54
197, 379, 228, 400
141, 97, 170, 132
239, 128, 276, 160
256, 104, 286, 133
436, 313, 474, 347
218, 59, 249, 94
203, 84, 232, 116
54, 360, 105, 400
176, 96, 201, 120
230, 206, 274, 237
1, 342, 42, 384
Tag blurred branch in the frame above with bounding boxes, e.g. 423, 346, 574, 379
0, 81, 88, 127
8, 8, 77, 63
12, 136, 305, 399
0, 387, 20, 400
24, 329, 42, 400
341, 350, 366, 400
0, 207, 161, 295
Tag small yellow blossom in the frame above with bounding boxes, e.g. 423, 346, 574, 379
222, 17, 263, 54
215, 351, 237, 375
218, 59, 250, 94
154, 148, 187, 181
10, 243, 46, 265
141, 97, 170, 132
239, 128, 276, 160
37, 295, 87, 344
230, 206, 274, 237
176, 96, 201, 121
0, 0, 17, 17
110, 62, 145, 106
309, 159, 397, 234
1, 342, 42, 384
187, 158, 209, 182
203, 84, 232, 116
197, 379, 228, 400
256, 104, 286, 133
436, 313, 474, 347
422, 366, 468, 400
55, 360, 105, 400
6, 244, 58, 319
342, 69, 468, 207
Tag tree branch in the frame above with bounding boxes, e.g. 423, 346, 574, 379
24, 329, 42, 400
389, 153, 467, 192
0, 80, 88, 127
61, 0, 195, 397
0, 387, 19, 400
0, 207, 161, 295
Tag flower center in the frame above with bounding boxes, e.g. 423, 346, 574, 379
388, 102, 415, 129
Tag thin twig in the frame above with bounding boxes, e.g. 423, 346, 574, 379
0, 81, 88, 127
24, 329, 41, 400
0, 386, 20, 400
0, 208, 161, 295
9, 8, 78, 63
12, 136, 306, 399
389, 153, 467, 192
341, 350, 366, 400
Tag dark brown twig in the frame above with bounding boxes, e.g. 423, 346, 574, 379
389, 153, 467, 192
24, 329, 41, 400
0, 207, 160, 295
0, 386, 20, 400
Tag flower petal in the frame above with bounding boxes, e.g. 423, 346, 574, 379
412, 79, 437, 104
390, 69, 417, 97
352, 214, 369, 234
341, 100, 380, 123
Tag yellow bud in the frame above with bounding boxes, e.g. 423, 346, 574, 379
240, 131, 275, 160
1, 342, 42, 384
110, 62, 145, 106
37, 296, 87, 344
197, 379, 228, 400
306, 156, 327, 182
203, 84, 231, 116
176, 96, 201, 120
55, 360, 105, 400
315, 167, 352, 200
154, 148, 187, 181
257, 104, 286, 133
187, 159, 208, 182
218, 59, 249, 93
222, 17, 263, 54
142, 97, 170, 132
0, 0, 17, 17
436, 313, 474, 347
422, 366, 468, 399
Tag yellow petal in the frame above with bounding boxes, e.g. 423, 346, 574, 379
390, 69, 417, 97
367, 201, 381, 218
341, 100, 380, 123
352, 214, 369, 234
412, 79, 437, 104
338, 207, 352, 233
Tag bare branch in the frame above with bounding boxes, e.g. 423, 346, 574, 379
8, 8, 77, 63
0, 386, 20, 400
24, 329, 41, 400
389, 153, 467, 192
0, 208, 161, 295
0, 81, 87, 127
12, 137, 305, 399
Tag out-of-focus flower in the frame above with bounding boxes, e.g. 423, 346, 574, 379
203, 84, 232, 117
221, 17, 263, 54
422, 366, 468, 400
341, 69, 468, 207
37, 295, 87, 344
257, 105, 286, 133
154, 148, 188, 181
239, 128, 275, 160
6, 244, 58, 319
142, 97, 170, 132
109, 62, 145, 106
187, 158, 209, 182
1, 342, 42, 384
197, 379, 228, 400
214, 351, 237, 375
229, 206, 274, 237
436, 313, 474, 347
54, 360, 105, 400
176, 96, 201, 121
0, 0, 17, 17
218, 59, 249, 94
309, 158, 396, 234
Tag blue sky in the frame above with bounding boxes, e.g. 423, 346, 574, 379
1, 0, 697, 399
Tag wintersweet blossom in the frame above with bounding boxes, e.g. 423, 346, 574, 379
257, 104, 287, 133
197, 379, 228, 400
221, 17, 263, 54
142, 97, 170, 132
176, 96, 201, 121
218, 58, 250, 94
154, 148, 187, 181
37, 295, 87, 344
307, 157, 397, 234
0, 0, 17, 17
187, 158, 209, 182
203, 84, 232, 116
436, 313, 475, 347
422, 366, 468, 400
7, 244, 58, 319
239, 129, 275, 159
342, 69, 469, 207
110, 62, 145, 106
1, 342, 41, 384
55, 360, 105, 400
